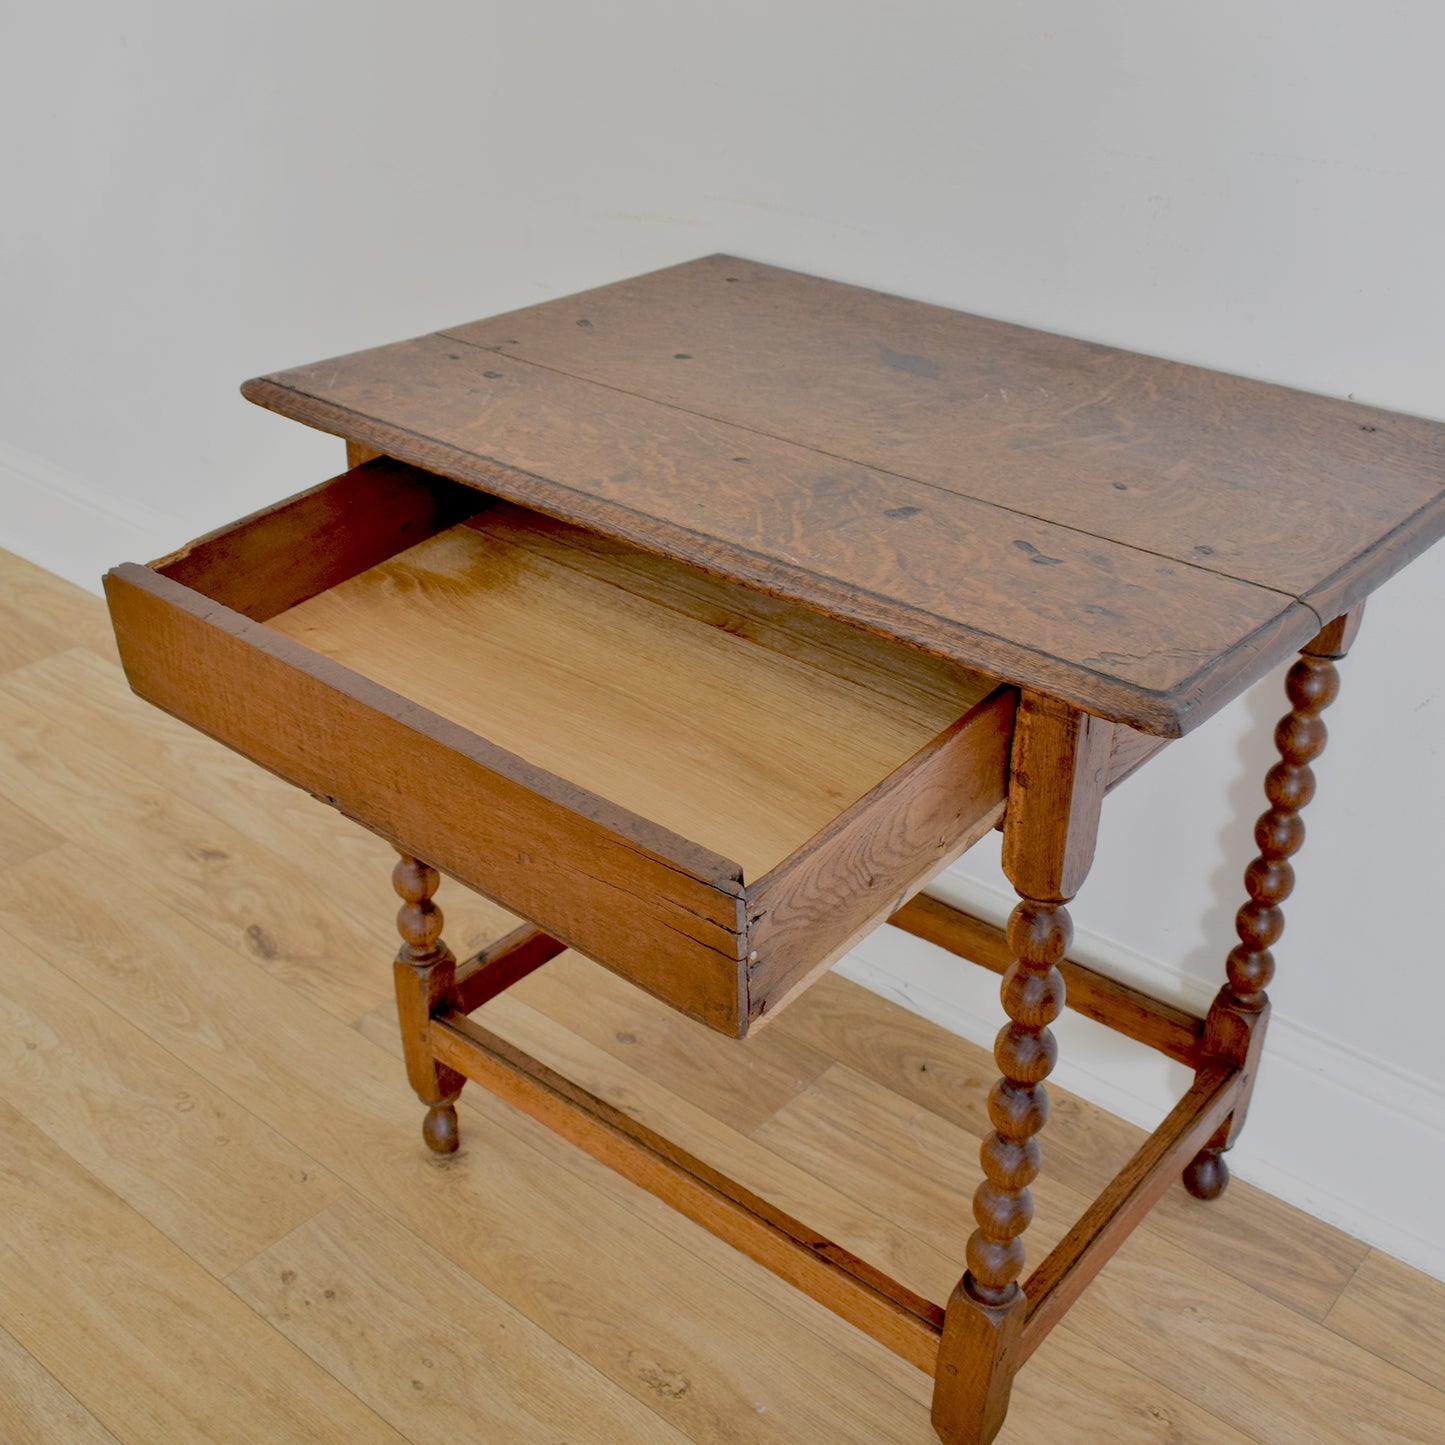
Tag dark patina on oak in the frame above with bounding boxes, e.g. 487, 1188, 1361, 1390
104, 257, 1445, 1445
243, 254, 1445, 735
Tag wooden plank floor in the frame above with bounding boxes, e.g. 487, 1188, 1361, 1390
0, 545, 1441, 1443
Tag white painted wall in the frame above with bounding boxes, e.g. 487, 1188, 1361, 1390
4, 3, 1443, 1274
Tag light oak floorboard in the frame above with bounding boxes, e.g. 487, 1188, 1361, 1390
997, 1326, 1259, 1445
770, 969, 1142, 1193
0, 1319, 122, 1445
0, 646, 518, 959
0, 546, 121, 663
2, 553, 1442, 1442
508, 947, 834, 1134
0, 682, 397, 1022
0, 790, 63, 871
770, 969, 1369, 1320
751, 1056, 1445, 1440
1325, 1248, 1445, 1394
357, 987, 950, 1407
0, 927, 343, 1276
229, 1190, 691, 1444
0, 1095, 403, 1443
359, 990, 1267, 1444
1069, 1231, 1445, 1444
752, 1062, 1079, 1293
0, 593, 76, 673
0, 851, 928, 1444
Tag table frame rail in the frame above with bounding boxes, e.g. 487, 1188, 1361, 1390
428, 1006, 948, 1373
420, 897, 1238, 1380
888, 894, 1207, 1067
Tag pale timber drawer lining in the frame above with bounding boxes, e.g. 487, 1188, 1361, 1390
268, 502, 996, 879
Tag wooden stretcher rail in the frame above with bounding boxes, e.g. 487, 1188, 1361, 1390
452, 924, 567, 1014
889, 894, 1207, 1067
428, 1009, 946, 1373
1018, 1061, 1241, 1361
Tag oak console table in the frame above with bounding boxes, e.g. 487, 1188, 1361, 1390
104, 256, 1445, 1442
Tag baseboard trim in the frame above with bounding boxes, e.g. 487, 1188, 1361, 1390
0, 443, 178, 595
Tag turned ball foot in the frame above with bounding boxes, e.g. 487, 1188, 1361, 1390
1182, 1145, 1229, 1200
422, 1101, 460, 1154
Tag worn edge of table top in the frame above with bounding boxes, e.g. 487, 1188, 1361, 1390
241, 255, 1445, 737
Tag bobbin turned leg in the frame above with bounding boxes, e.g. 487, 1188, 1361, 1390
932, 692, 1112, 1445
1183, 606, 1363, 1201
392, 851, 466, 1153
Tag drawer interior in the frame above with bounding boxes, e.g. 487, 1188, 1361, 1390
266, 501, 998, 881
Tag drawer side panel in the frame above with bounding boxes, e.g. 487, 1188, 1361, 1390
105, 566, 747, 1033
154, 457, 483, 621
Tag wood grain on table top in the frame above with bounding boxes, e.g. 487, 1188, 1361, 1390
243, 255, 1445, 736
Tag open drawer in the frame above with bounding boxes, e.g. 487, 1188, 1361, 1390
104, 457, 1016, 1035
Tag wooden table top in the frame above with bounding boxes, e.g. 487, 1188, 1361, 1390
243, 255, 1445, 736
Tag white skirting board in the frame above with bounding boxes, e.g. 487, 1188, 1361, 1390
839, 867, 1445, 1283
0, 443, 180, 596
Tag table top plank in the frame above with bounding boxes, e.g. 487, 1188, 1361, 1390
445, 255, 1445, 603
243, 256, 1445, 736
244, 338, 1313, 736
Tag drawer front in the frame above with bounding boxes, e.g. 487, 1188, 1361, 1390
105, 565, 750, 1031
